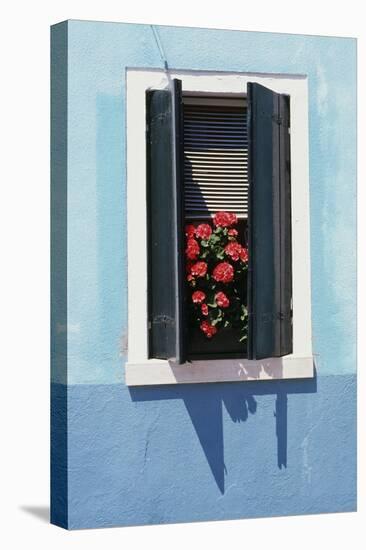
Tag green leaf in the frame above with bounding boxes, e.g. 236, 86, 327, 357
209, 234, 220, 244
211, 308, 223, 325
240, 305, 248, 321
211, 317, 222, 326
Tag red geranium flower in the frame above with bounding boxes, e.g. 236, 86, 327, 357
212, 262, 234, 283
186, 261, 193, 274
192, 290, 206, 304
224, 241, 244, 262
239, 247, 248, 263
191, 261, 208, 278
215, 291, 230, 308
200, 320, 218, 338
195, 223, 212, 240
213, 211, 238, 228
185, 224, 196, 238
186, 211, 247, 342
186, 238, 200, 260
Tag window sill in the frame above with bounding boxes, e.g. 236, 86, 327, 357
125, 356, 314, 386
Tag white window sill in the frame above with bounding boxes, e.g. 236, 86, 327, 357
125, 356, 314, 386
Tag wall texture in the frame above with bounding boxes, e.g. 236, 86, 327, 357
51, 20, 357, 529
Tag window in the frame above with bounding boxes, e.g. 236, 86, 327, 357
147, 78, 292, 364
125, 69, 313, 385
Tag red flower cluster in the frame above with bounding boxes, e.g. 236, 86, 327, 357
190, 261, 208, 278
201, 304, 209, 316
213, 211, 238, 228
192, 290, 206, 304
215, 291, 230, 308
185, 224, 196, 238
192, 290, 209, 316
200, 320, 217, 338
185, 223, 213, 240
239, 247, 248, 262
212, 262, 234, 283
195, 223, 212, 240
185, 212, 248, 340
186, 238, 200, 260
224, 242, 248, 262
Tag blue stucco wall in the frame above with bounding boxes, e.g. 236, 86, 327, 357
51, 20, 357, 529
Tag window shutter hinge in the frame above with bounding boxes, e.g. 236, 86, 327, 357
272, 115, 290, 129
277, 311, 293, 321
272, 115, 283, 125
152, 315, 175, 327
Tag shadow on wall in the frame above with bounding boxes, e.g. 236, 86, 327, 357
129, 371, 317, 494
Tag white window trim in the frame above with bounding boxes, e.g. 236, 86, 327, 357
125, 68, 313, 386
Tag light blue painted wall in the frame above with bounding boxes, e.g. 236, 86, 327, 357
51, 20, 357, 529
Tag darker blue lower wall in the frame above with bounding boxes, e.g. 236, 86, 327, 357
51, 383, 68, 528
51, 373, 356, 529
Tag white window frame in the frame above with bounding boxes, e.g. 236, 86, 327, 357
125, 68, 313, 386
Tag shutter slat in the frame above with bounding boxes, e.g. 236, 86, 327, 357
185, 148, 247, 153
185, 177, 248, 183
184, 112, 246, 118
184, 127, 248, 133
184, 158, 247, 163
186, 190, 248, 196
185, 123, 246, 130
185, 167, 248, 173
184, 102, 248, 216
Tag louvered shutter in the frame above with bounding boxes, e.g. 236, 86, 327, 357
247, 83, 292, 360
183, 100, 248, 217
146, 79, 186, 363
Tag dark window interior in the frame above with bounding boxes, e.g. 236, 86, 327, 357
183, 95, 249, 360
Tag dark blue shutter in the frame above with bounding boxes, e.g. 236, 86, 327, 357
247, 83, 292, 359
146, 79, 186, 363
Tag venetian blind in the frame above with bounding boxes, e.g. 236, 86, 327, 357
183, 97, 248, 218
